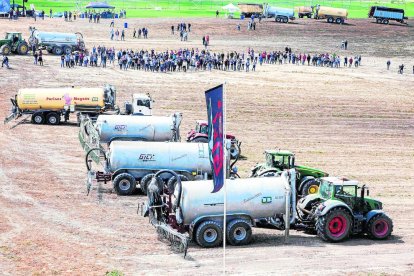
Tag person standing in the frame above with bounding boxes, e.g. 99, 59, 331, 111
38, 54, 43, 66
33, 51, 38, 65
121, 29, 125, 41
188, 23, 191, 32
216, 10, 219, 17
110, 29, 114, 40
387, 60, 391, 70
2, 55, 10, 68
133, 28, 136, 38
115, 29, 119, 40
399, 64, 404, 74
171, 25, 174, 35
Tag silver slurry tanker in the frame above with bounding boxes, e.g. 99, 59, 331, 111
95, 113, 182, 144
87, 141, 212, 196
144, 169, 296, 251
29, 27, 85, 55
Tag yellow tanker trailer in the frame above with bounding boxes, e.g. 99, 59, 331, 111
315, 5, 348, 24
4, 85, 117, 125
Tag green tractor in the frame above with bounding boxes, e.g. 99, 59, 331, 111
297, 177, 393, 242
0, 32, 29, 55
250, 150, 328, 196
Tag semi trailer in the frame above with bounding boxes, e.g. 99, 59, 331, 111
315, 5, 348, 24
296, 6, 313, 18
238, 3, 263, 18
263, 5, 295, 23
369, 6, 408, 24
28, 27, 86, 55
4, 85, 117, 125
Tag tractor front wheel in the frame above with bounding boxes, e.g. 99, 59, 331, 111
366, 213, 393, 240
0, 44, 11, 55
316, 207, 352, 242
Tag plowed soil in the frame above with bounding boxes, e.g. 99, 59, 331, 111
0, 17, 413, 275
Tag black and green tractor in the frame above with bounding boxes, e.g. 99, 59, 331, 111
250, 150, 328, 196
297, 177, 393, 242
0, 32, 29, 55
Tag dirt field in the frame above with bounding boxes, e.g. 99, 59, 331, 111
0, 17, 414, 275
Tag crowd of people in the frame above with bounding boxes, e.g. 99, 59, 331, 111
51, 45, 368, 73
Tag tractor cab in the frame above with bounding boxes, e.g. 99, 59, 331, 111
265, 150, 295, 170
195, 120, 208, 135
318, 177, 381, 212
5, 32, 22, 41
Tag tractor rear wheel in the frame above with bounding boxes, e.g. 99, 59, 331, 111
17, 42, 29, 55
195, 220, 223, 248
191, 137, 208, 143
316, 207, 352, 242
167, 174, 189, 194
366, 213, 393, 240
226, 219, 252, 246
0, 44, 11, 55
140, 173, 155, 195
301, 178, 320, 196
113, 173, 136, 195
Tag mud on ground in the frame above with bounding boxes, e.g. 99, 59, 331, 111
0, 17, 413, 275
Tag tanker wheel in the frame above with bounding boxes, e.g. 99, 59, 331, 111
53, 46, 63, 55
376, 18, 382, 24
140, 173, 155, 195
0, 44, 11, 55
283, 18, 288, 23
63, 46, 72, 55
299, 14, 303, 18
195, 220, 223, 248
327, 17, 334, 23
383, 19, 389, 25
226, 219, 252, 246
335, 18, 342, 24
366, 213, 393, 240
316, 207, 352, 242
113, 173, 136, 196
167, 174, 189, 194
301, 178, 320, 196
307, 14, 311, 18
191, 137, 208, 143
31, 112, 45, 124
276, 17, 281, 23
46, 112, 61, 125
17, 42, 29, 55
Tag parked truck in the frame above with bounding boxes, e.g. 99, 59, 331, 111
143, 170, 392, 254
4, 85, 117, 125
296, 6, 313, 18
238, 3, 263, 18
0, 32, 29, 55
28, 27, 86, 55
369, 6, 408, 25
315, 5, 348, 24
263, 5, 295, 23
122, 93, 154, 116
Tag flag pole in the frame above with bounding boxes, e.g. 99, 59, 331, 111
223, 81, 227, 274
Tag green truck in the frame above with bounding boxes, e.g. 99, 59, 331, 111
250, 150, 328, 196
297, 177, 393, 242
0, 32, 29, 55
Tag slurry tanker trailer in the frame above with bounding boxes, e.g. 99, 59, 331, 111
86, 141, 214, 196
263, 5, 295, 23
29, 27, 86, 55
4, 85, 117, 125
79, 113, 182, 154
315, 5, 348, 24
142, 170, 296, 254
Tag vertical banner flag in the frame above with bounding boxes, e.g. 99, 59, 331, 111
205, 84, 225, 193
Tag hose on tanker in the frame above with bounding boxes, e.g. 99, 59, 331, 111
85, 147, 107, 171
